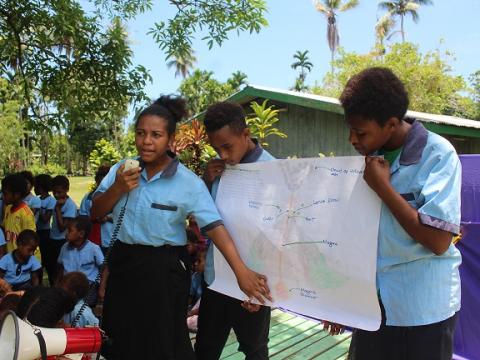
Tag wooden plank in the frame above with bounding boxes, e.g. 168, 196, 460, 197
220, 313, 307, 359
279, 332, 351, 360
268, 323, 325, 357
224, 317, 318, 359
310, 334, 352, 360
269, 329, 332, 359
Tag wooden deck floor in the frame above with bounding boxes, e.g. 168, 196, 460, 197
191, 309, 352, 359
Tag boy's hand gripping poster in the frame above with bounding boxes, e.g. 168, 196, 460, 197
210, 157, 382, 331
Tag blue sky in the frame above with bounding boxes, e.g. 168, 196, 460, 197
125, 0, 480, 100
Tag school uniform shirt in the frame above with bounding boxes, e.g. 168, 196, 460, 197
79, 192, 93, 216
24, 193, 41, 222
57, 240, 104, 282
95, 155, 223, 247
0, 229, 5, 247
377, 120, 462, 327
101, 219, 114, 249
50, 197, 77, 240
0, 252, 41, 285
37, 195, 56, 230
64, 300, 99, 327
3, 202, 36, 253
204, 141, 275, 285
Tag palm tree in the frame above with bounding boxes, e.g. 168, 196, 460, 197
374, 14, 395, 56
313, 0, 359, 74
228, 71, 248, 91
377, 0, 433, 43
291, 50, 314, 85
166, 50, 197, 78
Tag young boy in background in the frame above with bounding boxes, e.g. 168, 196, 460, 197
59, 271, 100, 327
339, 67, 461, 360
0, 229, 41, 290
34, 174, 55, 272
195, 102, 275, 360
45, 175, 77, 285
20, 170, 41, 221
57, 216, 104, 306
2, 174, 37, 256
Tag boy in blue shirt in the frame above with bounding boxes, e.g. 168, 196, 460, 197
0, 229, 41, 290
195, 102, 275, 360
57, 216, 104, 305
0, 227, 5, 258
20, 171, 42, 221
339, 67, 461, 360
45, 175, 77, 286
59, 271, 100, 327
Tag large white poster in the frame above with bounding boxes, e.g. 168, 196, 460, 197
210, 156, 382, 331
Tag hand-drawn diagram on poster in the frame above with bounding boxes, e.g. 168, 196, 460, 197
209, 156, 382, 331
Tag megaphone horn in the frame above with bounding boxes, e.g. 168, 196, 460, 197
0, 311, 102, 360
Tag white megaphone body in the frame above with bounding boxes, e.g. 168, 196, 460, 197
0, 311, 102, 360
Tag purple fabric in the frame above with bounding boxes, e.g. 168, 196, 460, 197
454, 155, 480, 360
418, 213, 460, 235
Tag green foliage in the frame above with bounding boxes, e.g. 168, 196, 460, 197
470, 70, 480, 120
0, 79, 25, 174
29, 163, 67, 176
378, 0, 433, 42
179, 69, 246, 115
227, 71, 248, 91
148, 0, 268, 62
167, 50, 197, 79
89, 138, 121, 172
173, 119, 215, 176
312, 43, 474, 117
246, 100, 287, 147
119, 125, 137, 158
313, 0, 359, 74
0, 1, 151, 131
291, 50, 313, 92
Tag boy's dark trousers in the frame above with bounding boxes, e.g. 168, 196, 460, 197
195, 286, 270, 360
42, 237, 65, 286
348, 301, 458, 360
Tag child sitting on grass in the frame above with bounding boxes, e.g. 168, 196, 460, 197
59, 271, 99, 327
0, 229, 41, 291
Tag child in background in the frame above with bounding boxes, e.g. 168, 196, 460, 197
20, 170, 41, 221
190, 250, 205, 308
79, 165, 112, 248
0, 293, 22, 318
186, 228, 199, 266
34, 174, 55, 273
0, 278, 11, 298
16, 286, 75, 328
0, 227, 6, 258
57, 216, 104, 305
59, 271, 99, 327
0, 229, 41, 290
45, 175, 77, 286
2, 174, 37, 256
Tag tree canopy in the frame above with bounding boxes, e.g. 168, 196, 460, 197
313, 43, 475, 117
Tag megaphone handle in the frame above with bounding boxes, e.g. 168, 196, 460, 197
34, 328, 48, 360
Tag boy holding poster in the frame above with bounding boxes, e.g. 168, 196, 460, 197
195, 102, 275, 360
339, 67, 461, 360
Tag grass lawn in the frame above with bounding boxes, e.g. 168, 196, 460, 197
69, 176, 94, 206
